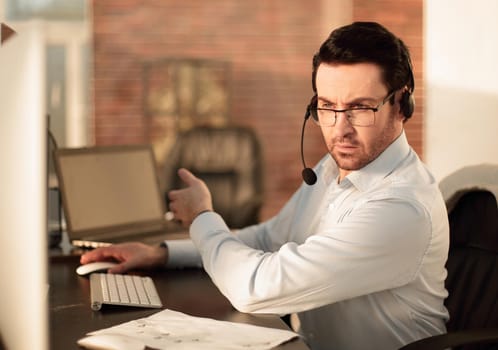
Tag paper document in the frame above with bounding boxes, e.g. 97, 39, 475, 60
78, 309, 298, 350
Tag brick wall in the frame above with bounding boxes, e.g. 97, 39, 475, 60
353, 0, 424, 156
91, 0, 423, 220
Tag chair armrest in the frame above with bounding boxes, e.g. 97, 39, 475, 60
399, 328, 498, 350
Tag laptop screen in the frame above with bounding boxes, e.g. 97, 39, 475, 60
55, 145, 165, 237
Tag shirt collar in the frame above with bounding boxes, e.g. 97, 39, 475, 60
319, 130, 410, 191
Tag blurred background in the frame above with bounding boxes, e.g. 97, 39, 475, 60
1, 0, 497, 221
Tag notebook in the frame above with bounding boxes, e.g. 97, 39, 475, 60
54, 144, 181, 248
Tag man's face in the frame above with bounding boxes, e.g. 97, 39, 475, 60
315, 62, 404, 180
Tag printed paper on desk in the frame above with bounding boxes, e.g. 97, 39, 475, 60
77, 309, 299, 350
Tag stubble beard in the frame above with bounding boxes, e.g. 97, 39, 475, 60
330, 115, 399, 172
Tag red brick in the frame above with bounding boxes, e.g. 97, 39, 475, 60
91, 0, 423, 220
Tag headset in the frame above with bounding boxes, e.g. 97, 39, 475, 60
300, 100, 317, 185
399, 54, 415, 119
300, 53, 415, 185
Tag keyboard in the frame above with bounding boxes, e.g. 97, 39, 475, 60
89, 273, 163, 311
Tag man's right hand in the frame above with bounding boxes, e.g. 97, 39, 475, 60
79, 242, 168, 274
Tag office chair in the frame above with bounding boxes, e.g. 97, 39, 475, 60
162, 125, 264, 229
400, 165, 498, 350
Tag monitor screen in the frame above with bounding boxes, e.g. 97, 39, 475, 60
55, 146, 165, 234
0, 21, 48, 350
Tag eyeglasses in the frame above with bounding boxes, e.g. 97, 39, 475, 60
309, 91, 395, 127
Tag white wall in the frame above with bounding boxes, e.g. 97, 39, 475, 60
0, 21, 48, 350
425, 0, 498, 180
0, 0, 91, 147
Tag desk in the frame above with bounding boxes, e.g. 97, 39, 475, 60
49, 255, 309, 349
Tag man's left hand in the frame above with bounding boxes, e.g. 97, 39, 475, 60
167, 168, 213, 226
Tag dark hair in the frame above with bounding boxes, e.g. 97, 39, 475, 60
311, 22, 414, 97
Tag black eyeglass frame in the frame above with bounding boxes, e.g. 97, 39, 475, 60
309, 90, 395, 127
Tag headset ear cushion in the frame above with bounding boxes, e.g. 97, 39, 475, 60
400, 91, 415, 118
308, 95, 319, 122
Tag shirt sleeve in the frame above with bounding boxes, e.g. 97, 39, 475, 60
162, 183, 305, 269
235, 182, 318, 251
190, 196, 432, 315
163, 180, 309, 269
235, 155, 333, 252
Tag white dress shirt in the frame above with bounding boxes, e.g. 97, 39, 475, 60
165, 131, 450, 350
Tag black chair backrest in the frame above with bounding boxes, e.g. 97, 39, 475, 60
163, 125, 263, 228
444, 190, 498, 334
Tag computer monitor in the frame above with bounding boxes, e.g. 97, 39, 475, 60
0, 22, 48, 350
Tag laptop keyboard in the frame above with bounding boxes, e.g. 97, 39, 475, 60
90, 273, 162, 311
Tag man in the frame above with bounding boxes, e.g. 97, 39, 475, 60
81, 22, 449, 349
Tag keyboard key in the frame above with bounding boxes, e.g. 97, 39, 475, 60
115, 274, 130, 303
125, 275, 140, 304
107, 274, 120, 302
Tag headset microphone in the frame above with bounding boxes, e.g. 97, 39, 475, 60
300, 102, 317, 185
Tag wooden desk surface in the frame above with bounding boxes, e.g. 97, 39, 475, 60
49, 255, 309, 349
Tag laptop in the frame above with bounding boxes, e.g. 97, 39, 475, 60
54, 144, 182, 248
